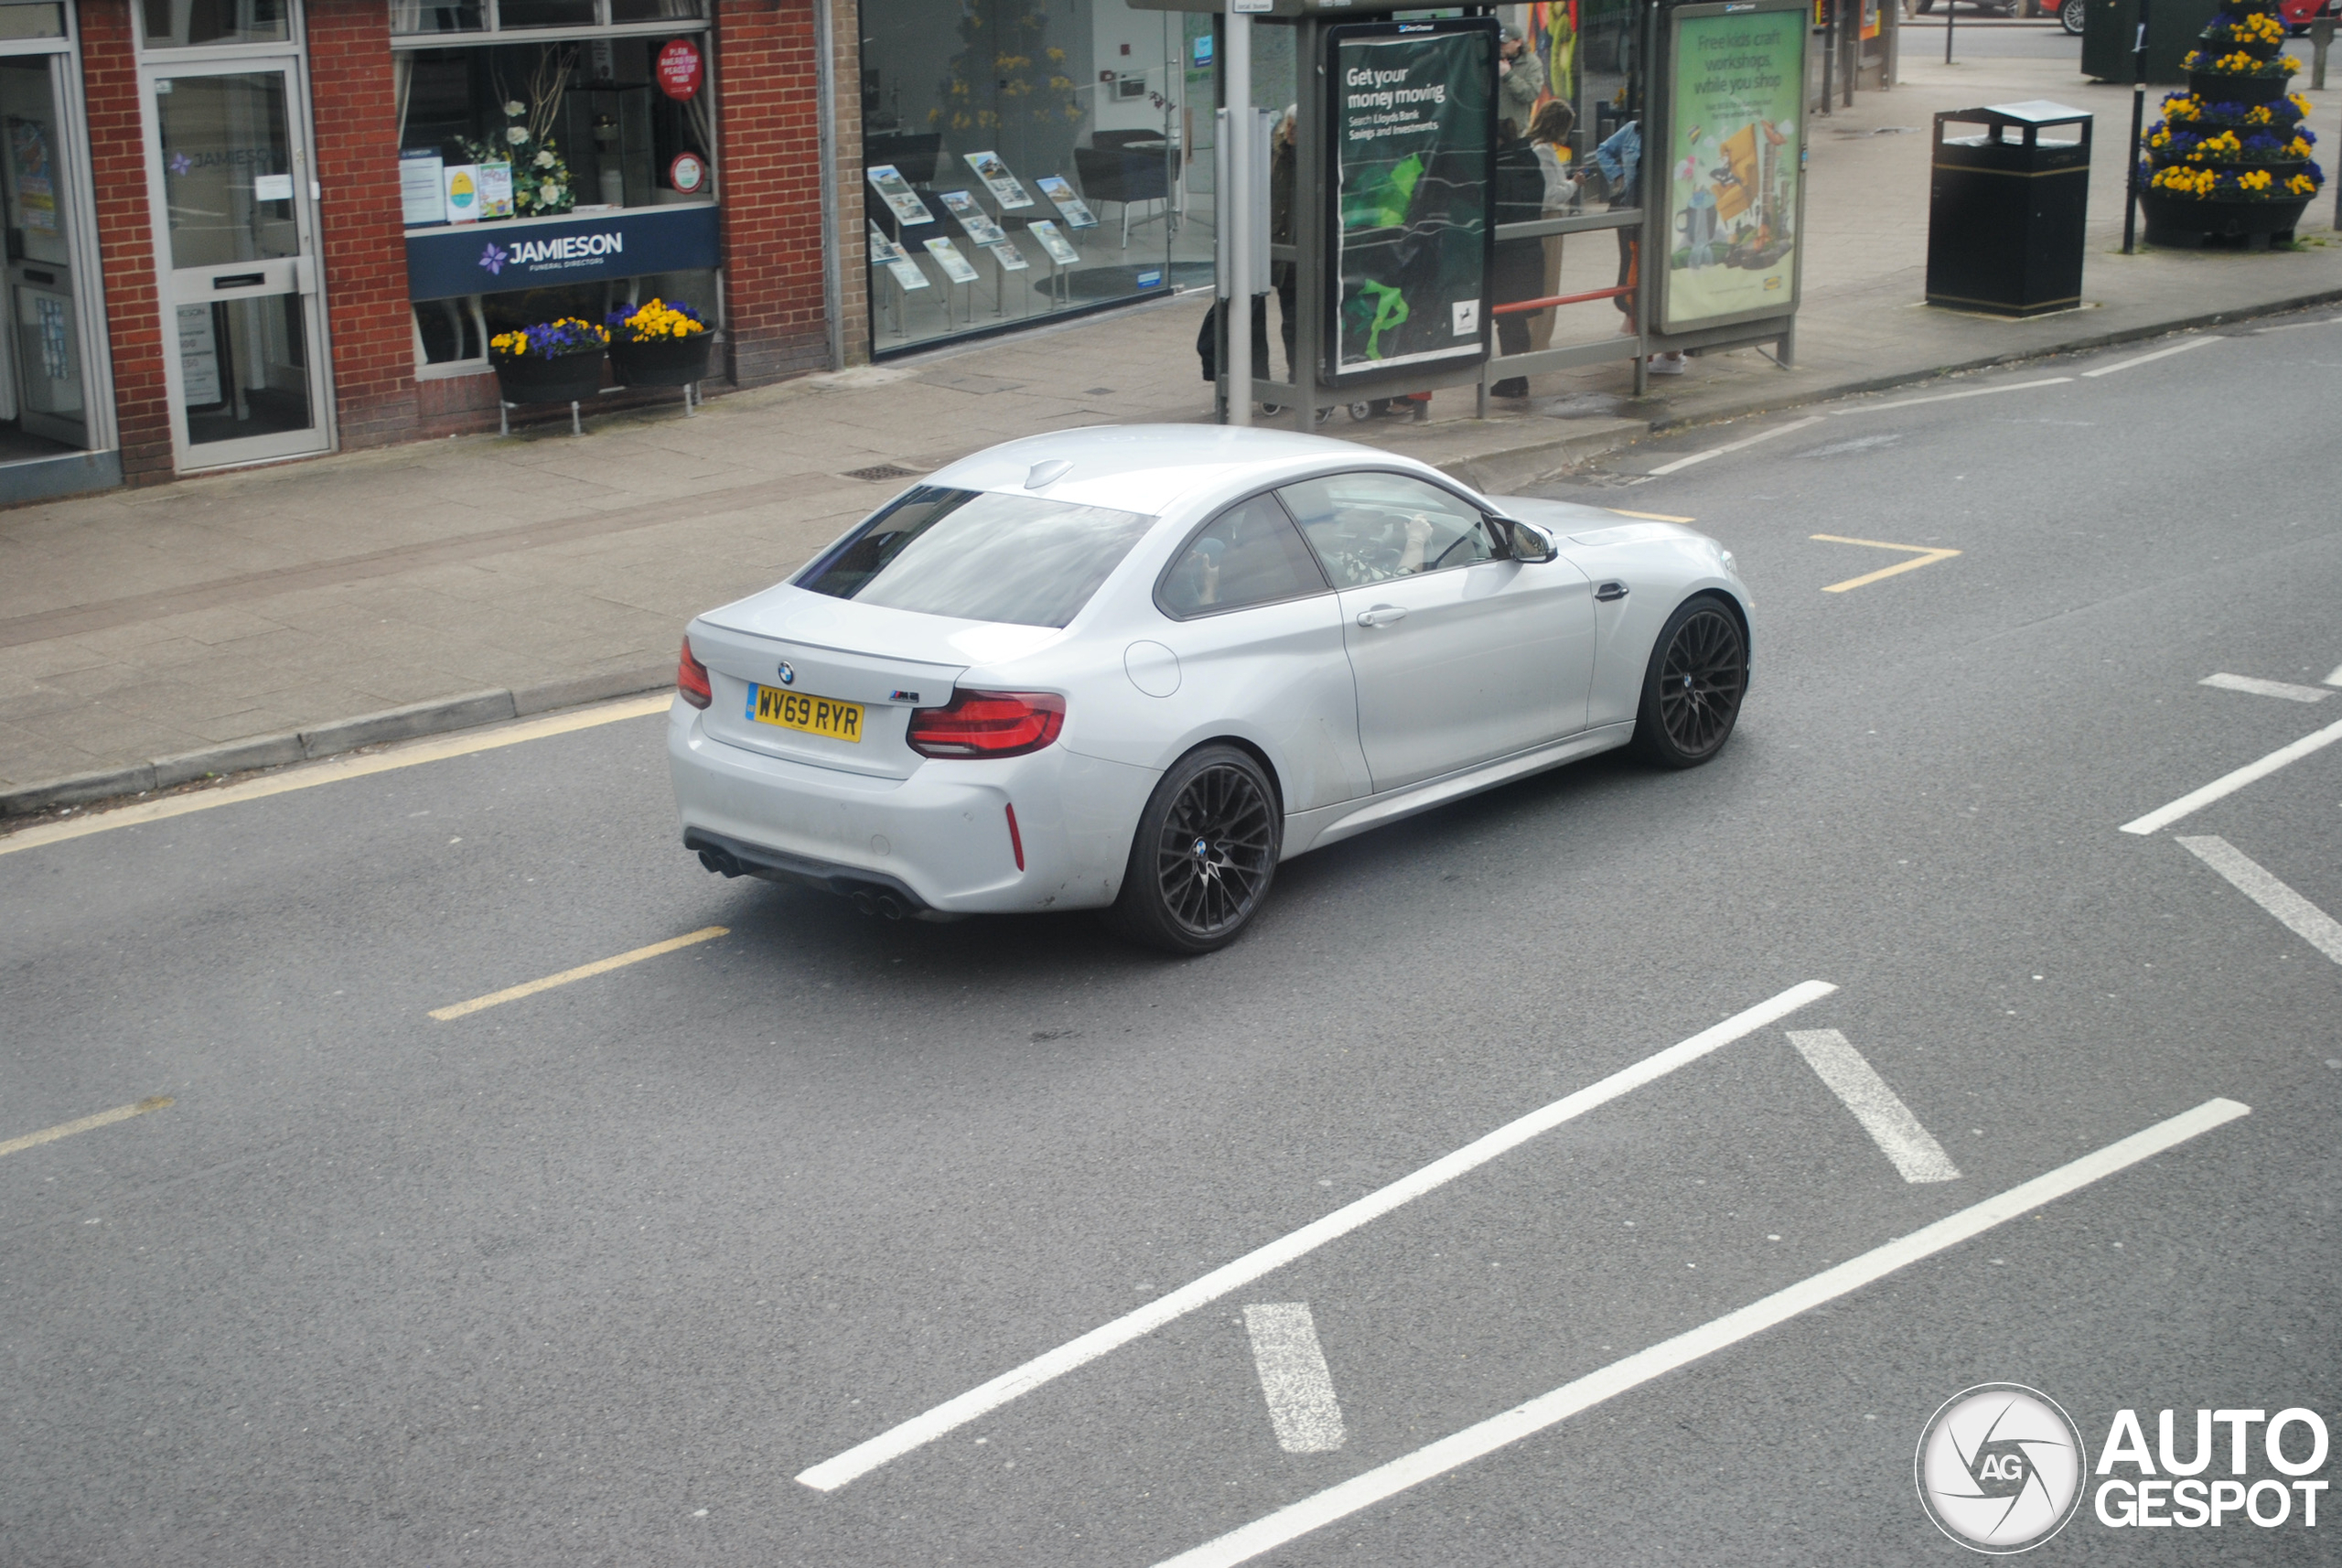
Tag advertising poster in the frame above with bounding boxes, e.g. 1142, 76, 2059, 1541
1034, 175, 1097, 231
400, 151, 446, 226
1027, 220, 1080, 265
1529, 1, 1576, 120
866, 221, 908, 264
176, 305, 221, 406
963, 152, 1036, 210
443, 163, 481, 225
887, 256, 931, 291
983, 239, 1029, 272
1327, 21, 1495, 381
476, 160, 515, 220
1660, 0, 1804, 334
865, 165, 934, 227
922, 236, 980, 284
938, 189, 1007, 246
9, 119, 56, 233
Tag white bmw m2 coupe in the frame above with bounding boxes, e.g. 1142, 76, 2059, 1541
669, 425, 1751, 951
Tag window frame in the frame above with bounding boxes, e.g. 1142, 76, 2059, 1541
1151, 487, 1338, 622
1273, 467, 1515, 592
388, 0, 710, 47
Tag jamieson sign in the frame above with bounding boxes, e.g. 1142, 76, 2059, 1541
405, 205, 719, 301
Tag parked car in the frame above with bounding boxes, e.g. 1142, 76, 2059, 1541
667, 426, 1754, 952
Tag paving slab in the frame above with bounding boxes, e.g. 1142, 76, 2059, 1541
2, 45, 2336, 810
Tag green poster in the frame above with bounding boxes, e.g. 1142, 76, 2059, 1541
1328, 22, 1494, 381
1660, 3, 1804, 334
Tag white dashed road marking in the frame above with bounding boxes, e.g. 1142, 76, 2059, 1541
1150, 1100, 2252, 1568
1785, 1029, 1961, 1184
2176, 836, 2342, 967
1645, 415, 1825, 477
793, 980, 1838, 1491
2326, 664, 2342, 689
0, 1097, 173, 1160
2080, 336, 2218, 378
2200, 672, 2332, 704
2121, 715, 2342, 834
1828, 377, 2071, 415
1242, 1305, 1347, 1454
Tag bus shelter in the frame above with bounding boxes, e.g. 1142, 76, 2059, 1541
1140, 0, 1806, 427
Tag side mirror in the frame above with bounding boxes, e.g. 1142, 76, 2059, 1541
1502, 518, 1559, 564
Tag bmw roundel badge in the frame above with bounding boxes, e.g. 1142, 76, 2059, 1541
777, 661, 796, 685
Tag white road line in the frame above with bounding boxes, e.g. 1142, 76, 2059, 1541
2251, 316, 2342, 334
1785, 1030, 1961, 1184
2080, 337, 2218, 378
1243, 1305, 1347, 1454
2120, 715, 2342, 834
427, 926, 730, 1020
0, 1097, 173, 1160
1151, 1099, 2252, 1568
2201, 672, 2332, 704
0, 694, 673, 857
2326, 665, 2342, 689
1646, 415, 1825, 476
2176, 836, 2342, 967
792, 979, 1838, 1492
1828, 377, 2071, 415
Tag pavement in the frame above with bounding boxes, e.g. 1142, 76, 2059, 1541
2, 37, 2337, 815
5, 321, 2337, 1564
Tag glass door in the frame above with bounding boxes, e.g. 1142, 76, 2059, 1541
145, 58, 330, 466
0, 52, 86, 452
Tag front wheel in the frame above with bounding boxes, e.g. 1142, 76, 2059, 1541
1630, 596, 1748, 768
2059, 0, 2085, 31
1109, 745, 1282, 954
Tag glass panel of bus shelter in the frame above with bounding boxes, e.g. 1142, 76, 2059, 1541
858, 0, 1204, 354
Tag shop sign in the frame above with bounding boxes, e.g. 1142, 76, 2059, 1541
1658, 0, 1806, 335
404, 203, 721, 300
657, 39, 704, 101
670, 152, 707, 196
1324, 18, 1496, 382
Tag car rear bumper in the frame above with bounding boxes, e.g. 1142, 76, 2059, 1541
667, 705, 1155, 914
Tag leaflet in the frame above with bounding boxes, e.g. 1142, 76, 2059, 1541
865, 164, 934, 226
1035, 175, 1097, 231
1026, 220, 1080, 265
866, 220, 908, 264
886, 256, 931, 291
963, 151, 1036, 210
938, 189, 1006, 247
983, 240, 1029, 272
922, 236, 980, 284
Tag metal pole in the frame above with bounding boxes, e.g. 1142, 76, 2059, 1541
1843, 0, 1857, 106
1226, 5, 1252, 425
2123, 0, 2149, 252
1945, 0, 1955, 66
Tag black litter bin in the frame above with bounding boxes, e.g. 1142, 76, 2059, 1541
1926, 102, 2092, 318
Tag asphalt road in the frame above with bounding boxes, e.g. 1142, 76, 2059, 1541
4, 317, 2338, 1565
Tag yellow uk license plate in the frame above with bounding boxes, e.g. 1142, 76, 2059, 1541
747, 684, 865, 743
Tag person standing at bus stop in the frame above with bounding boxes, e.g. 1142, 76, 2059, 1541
1498, 25, 1544, 138
1595, 116, 1686, 376
1526, 98, 1578, 352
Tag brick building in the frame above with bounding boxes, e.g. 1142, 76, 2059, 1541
0, 0, 853, 504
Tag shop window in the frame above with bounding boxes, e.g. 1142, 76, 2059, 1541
389, 0, 705, 36
858, 0, 1214, 357
141, 0, 292, 48
0, 5, 65, 41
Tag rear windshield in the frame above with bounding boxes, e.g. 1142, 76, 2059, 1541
796, 486, 1155, 628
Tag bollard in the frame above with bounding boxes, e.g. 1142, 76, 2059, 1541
2311, 19, 2332, 90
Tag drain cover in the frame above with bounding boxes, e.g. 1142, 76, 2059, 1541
843, 462, 921, 481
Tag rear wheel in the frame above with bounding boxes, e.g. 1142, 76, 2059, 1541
1109, 745, 1280, 954
2060, 0, 2085, 31
1630, 596, 1747, 768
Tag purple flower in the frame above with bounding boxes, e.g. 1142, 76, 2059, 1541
168, 152, 192, 176
478, 242, 508, 276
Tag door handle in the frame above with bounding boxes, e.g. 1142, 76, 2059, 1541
1595, 581, 1628, 603
1356, 604, 1408, 628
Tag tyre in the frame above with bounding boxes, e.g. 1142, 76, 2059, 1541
1109, 744, 1281, 954
2060, 0, 2085, 32
1629, 595, 1748, 768
1348, 402, 1374, 422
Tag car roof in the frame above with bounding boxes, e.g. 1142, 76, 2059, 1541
920, 424, 1460, 517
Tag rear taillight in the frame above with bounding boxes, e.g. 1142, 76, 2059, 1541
677, 637, 713, 709
907, 690, 1065, 758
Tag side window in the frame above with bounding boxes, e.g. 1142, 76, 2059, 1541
1158, 493, 1330, 617
1276, 471, 1499, 589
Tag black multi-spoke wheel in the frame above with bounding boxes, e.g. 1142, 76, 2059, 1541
1110, 745, 1280, 954
1631, 596, 1747, 768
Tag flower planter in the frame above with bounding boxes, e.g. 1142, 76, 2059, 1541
609, 332, 712, 389
493, 349, 607, 405
2141, 188, 2313, 245
2186, 69, 2293, 103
